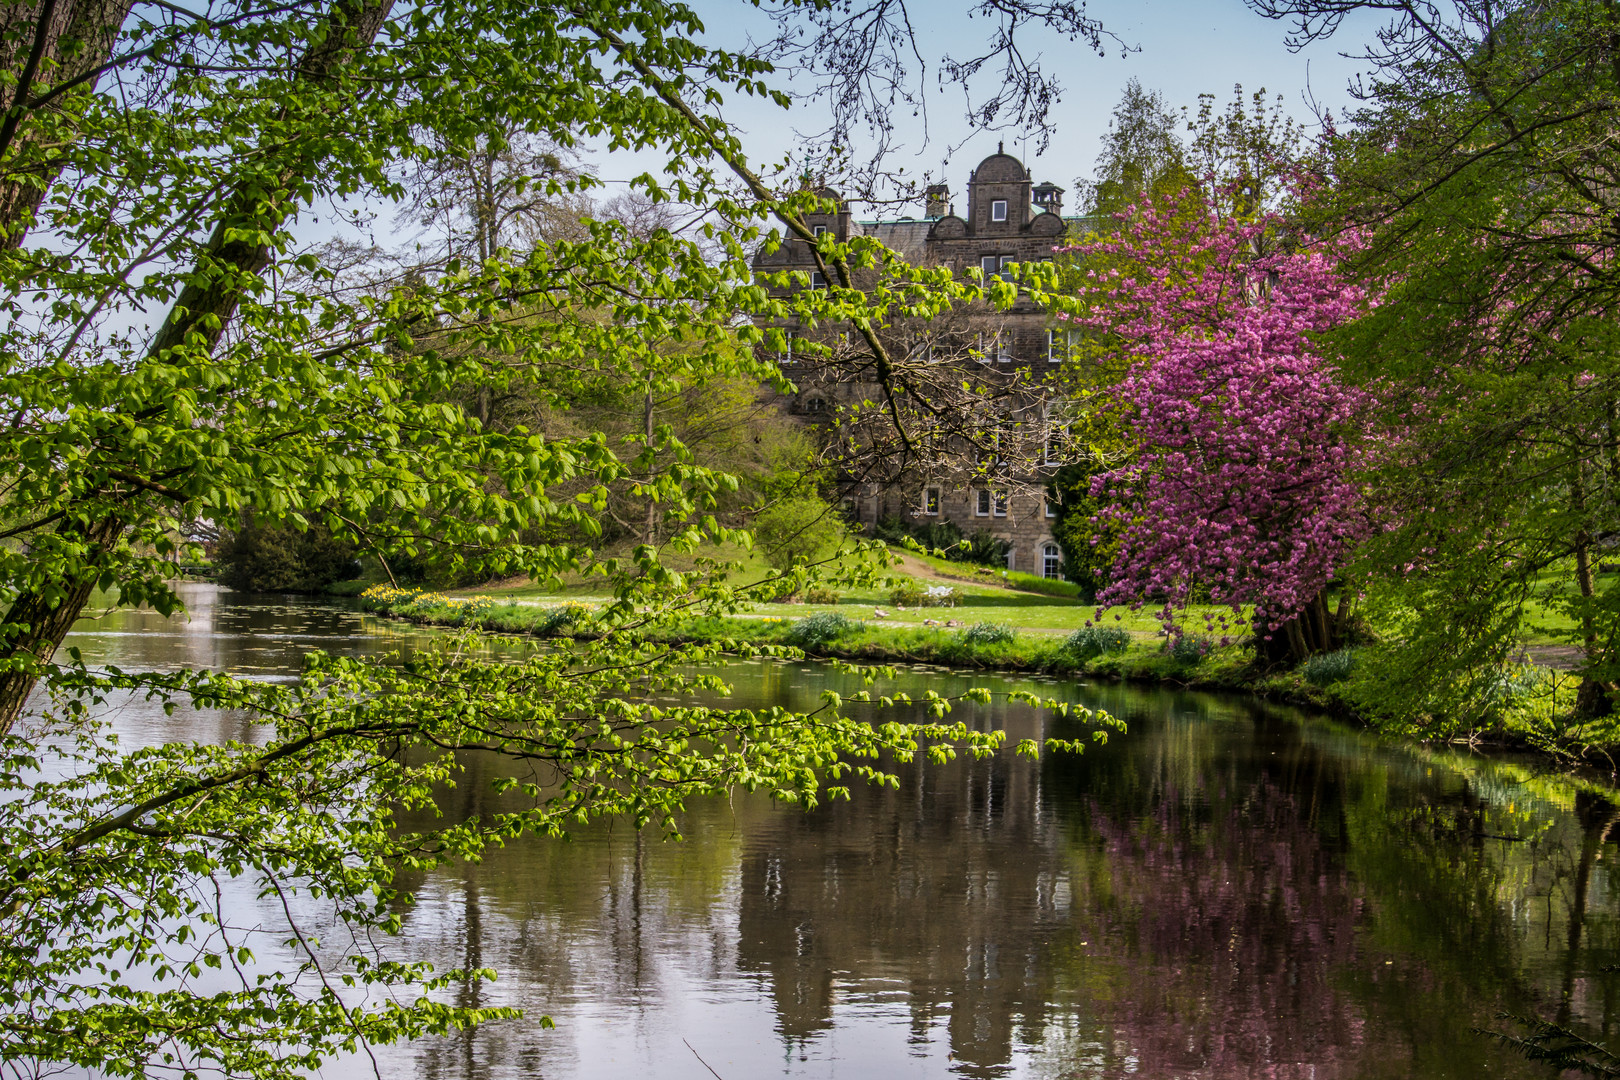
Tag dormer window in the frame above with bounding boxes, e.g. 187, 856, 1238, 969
991, 199, 1008, 222
812, 224, 828, 237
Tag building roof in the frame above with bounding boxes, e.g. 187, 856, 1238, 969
855, 214, 1102, 236
852, 219, 934, 260
971, 151, 1030, 185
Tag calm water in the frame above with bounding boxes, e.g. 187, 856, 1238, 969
56, 584, 1620, 1079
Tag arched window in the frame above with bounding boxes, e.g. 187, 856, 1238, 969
1042, 542, 1063, 580
804, 397, 828, 414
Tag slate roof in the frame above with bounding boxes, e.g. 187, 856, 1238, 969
853, 220, 933, 261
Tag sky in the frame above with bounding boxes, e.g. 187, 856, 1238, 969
586, 0, 1388, 218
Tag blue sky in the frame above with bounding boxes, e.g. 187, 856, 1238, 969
590, 0, 1384, 213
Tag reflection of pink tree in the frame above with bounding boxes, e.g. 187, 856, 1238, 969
1073, 776, 1373, 1078
1064, 190, 1374, 662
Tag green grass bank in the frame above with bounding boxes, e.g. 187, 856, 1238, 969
353, 583, 1386, 733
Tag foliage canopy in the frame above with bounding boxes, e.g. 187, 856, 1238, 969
0, 0, 1121, 1073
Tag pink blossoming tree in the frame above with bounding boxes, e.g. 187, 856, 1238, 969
1061, 187, 1373, 664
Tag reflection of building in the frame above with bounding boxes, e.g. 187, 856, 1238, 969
752, 147, 1086, 577
735, 740, 1071, 1074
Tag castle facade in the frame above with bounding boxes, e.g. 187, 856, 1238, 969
752, 148, 1088, 580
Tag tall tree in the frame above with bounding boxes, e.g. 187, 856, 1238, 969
396, 124, 590, 261
1249, 0, 1620, 724
1078, 78, 1192, 219
1185, 84, 1302, 220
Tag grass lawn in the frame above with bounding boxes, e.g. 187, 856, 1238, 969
441, 541, 1246, 644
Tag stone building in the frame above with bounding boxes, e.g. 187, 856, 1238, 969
753, 147, 1088, 579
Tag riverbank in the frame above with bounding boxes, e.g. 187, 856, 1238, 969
354, 585, 1386, 728
356, 583, 1620, 765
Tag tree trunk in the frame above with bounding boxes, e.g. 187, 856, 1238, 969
1571, 466, 1615, 718
0, 0, 395, 733
0, 0, 136, 245
0, 513, 125, 726
1254, 591, 1341, 668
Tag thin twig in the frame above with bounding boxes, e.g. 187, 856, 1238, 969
684, 1038, 727, 1080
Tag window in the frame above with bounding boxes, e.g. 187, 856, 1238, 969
996, 333, 1014, 363
973, 332, 991, 364
1047, 328, 1075, 363
1005, 546, 1016, 571
1042, 543, 1064, 580
809, 270, 827, 289
975, 489, 992, 517
773, 334, 795, 365
983, 254, 1016, 279
991, 199, 1008, 222
993, 492, 1008, 518
1045, 498, 1057, 519
1045, 422, 1067, 464
923, 487, 941, 515
812, 224, 828, 237
804, 396, 828, 414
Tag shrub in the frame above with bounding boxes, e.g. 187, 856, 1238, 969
1167, 633, 1215, 665
786, 612, 860, 648
870, 517, 1006, 566
215, 515, 359, 593
961, 529, 1009, 566
889, 581, 962, 607
1301, 648, 1356, 687
1479, 662, 1545, 707
960, 621, 1015, 646
753, 496, 845, 570
803, 586, 841, 605
536, 602, 596, 637
1065, 624, 1131, 661
766, 577, 801, 602
1005, 571, 1087, 600
889, 580, 925, 606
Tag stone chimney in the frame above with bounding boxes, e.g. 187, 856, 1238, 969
925, 183, 949, 219
1032, 181, 1065, 217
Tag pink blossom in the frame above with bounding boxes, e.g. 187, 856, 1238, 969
1063, 188, 1376, 635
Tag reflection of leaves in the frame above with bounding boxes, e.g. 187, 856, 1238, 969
1477, 1014, 1620, 1077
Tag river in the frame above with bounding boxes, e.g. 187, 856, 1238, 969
56, 583, 1620, 1079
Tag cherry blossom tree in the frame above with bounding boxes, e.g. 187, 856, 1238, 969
1059, 187, 1374, 663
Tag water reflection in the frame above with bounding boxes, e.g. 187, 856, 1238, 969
59, 586, 1620, 1079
